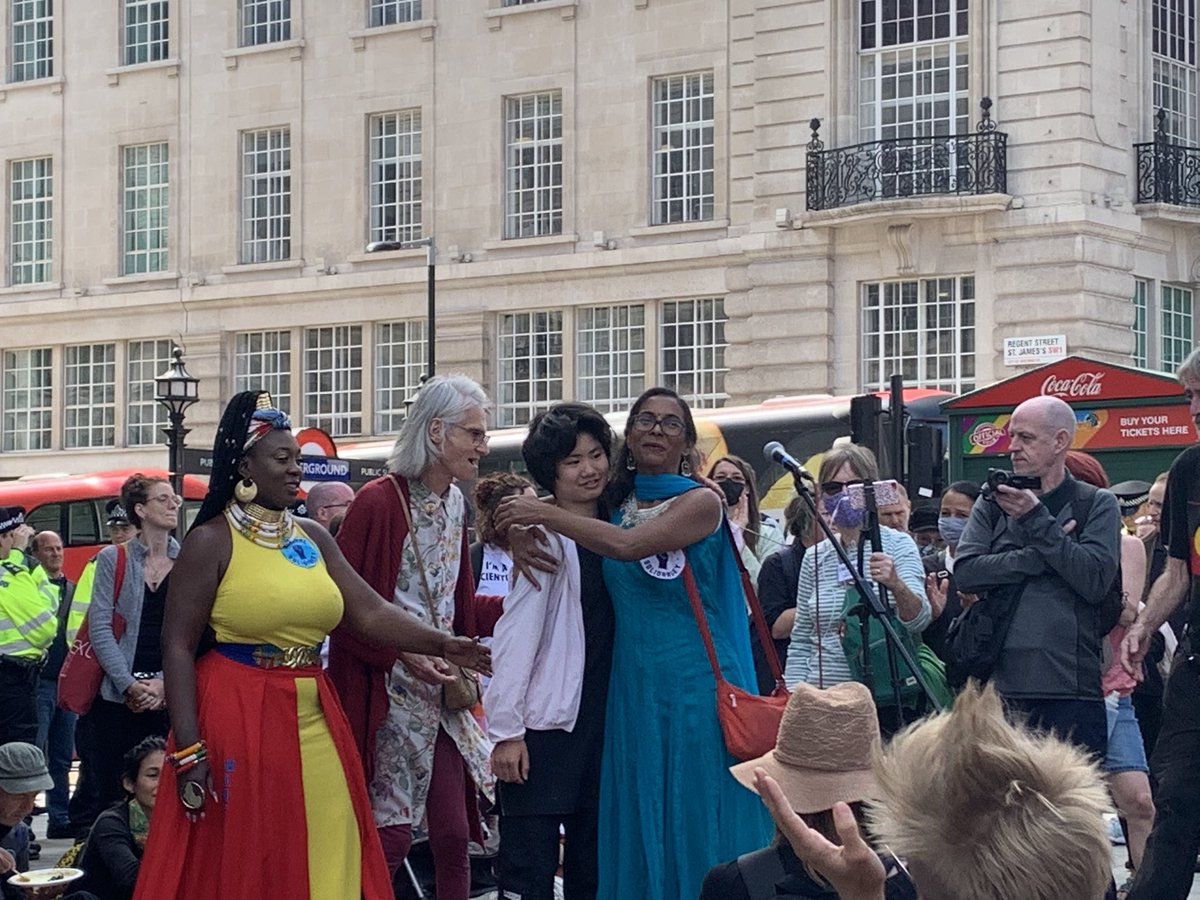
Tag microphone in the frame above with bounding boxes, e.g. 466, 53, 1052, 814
763, 441, 814, 481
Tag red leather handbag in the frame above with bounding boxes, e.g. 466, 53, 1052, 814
683, 528, 789, 762
57, 543, 126, 715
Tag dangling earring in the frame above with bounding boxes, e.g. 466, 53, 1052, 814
624, 450, 637, 472
680, 458, 692, 477
234, 477, 258, 504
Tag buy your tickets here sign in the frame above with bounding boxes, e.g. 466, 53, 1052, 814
947, 355, 1196, 456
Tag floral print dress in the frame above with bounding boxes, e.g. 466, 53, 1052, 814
369, 480, 495, 830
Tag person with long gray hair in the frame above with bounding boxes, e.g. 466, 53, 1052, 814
328, 374, 501, 900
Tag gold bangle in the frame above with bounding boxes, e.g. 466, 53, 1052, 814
180, 780, 205, 811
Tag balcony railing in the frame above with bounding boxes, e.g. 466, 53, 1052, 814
806, 98, 1007, 212
1135, 108, 1200, 208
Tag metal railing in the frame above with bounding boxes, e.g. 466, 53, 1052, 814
806, 98, 1007, 212
1135, 108, 1200, 208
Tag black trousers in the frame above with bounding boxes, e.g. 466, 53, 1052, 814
0, 658, 42, 746
87, 698, 168, 811
68, 710, 101, 833
496, 809, 599, 900
1129, 648, 1200, 900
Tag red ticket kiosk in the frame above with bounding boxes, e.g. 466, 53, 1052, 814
944, 356, 1195, 486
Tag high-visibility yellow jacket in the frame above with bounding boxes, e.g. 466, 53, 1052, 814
66, 557, 98, 646
0, 549, 58, 658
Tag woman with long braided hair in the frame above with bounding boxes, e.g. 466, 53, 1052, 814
133, 391, 490, 900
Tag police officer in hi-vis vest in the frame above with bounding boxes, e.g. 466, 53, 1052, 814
0, 507, 57, 745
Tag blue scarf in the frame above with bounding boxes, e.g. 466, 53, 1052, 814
634, 473, 700, 501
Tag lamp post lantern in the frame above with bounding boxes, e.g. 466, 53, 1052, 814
154, 346, 200, 515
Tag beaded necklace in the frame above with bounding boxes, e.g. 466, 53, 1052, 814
225, 501, 293, 550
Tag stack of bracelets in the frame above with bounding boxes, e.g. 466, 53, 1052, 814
168, 740, 208, 775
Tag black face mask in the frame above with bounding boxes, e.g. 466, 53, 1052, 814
719, 480, 746, 507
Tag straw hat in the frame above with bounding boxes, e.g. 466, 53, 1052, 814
730, 680, 881, 814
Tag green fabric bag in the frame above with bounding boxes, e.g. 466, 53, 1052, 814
915, 642, 955, 710
840, 587, 923, 710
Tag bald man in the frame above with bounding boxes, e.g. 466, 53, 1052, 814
305, 482, 355, 531
954, 395, 1120, 760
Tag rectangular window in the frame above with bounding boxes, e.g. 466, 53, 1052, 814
369, 111, 422, 245
660, 298, 728, 409
369, 0, 419, 26
861, 275, 976, 393
2, 347, 51, 451
859, 0, 969, 141
241, 0, 290, 46
122, 142, 169, 275
1133, 278, 1149, 368
651, 72, 715, 225
64, 343, 117, 449
304, 326, 363, 436
1162, 284, 1194, 371
126, 339, 173, 446
123, 0, 168, 65
10, 157, 52, 285
375, 320, 426, 433
504, 91, 563, 239
577, 304, 646, 413
234, 330, 292, 413
1153, 0, 1198, 143
241, 127, 291, 264
497, 311, 563, 427
11, 0, 52, 82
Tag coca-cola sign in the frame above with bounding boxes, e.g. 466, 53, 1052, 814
1041, 372, 1104, 399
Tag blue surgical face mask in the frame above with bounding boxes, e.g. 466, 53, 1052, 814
938, 515, 968, 546
823, 494, 868, 530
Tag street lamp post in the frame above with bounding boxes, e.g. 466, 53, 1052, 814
154, 347, 200, 522
366, 236, 435, 380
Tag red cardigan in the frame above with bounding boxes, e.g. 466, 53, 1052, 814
327, 473, 500, 783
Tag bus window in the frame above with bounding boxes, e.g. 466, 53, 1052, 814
25, 503, 62, 538
67, 500, 102, 547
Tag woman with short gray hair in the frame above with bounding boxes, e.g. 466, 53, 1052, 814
328, 374, 497, 900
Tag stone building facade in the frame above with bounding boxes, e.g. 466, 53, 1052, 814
0, 0, 1188, 476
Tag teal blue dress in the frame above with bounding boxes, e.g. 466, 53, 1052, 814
597, 475, 773, 900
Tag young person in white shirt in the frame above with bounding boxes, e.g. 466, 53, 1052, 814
484, 403, 616, 900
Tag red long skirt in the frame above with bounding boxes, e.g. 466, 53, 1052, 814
132, 651, 393, 899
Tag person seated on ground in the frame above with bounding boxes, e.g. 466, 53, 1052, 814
0, 743, 53, 900
756, 682, 1112, 900
69, 736, 165, 900
700, 681, 916, 900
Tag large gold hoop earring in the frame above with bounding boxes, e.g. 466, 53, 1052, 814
234, 477, 258, 503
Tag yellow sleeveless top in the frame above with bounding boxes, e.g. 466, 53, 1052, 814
210, 518, 343, 646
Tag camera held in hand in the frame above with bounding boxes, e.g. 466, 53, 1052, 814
983, 468, 1041, 500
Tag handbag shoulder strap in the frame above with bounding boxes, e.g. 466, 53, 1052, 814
725, 522, 785, 689
113, 542, 126, 602
390, 476, 442, 629
682, 561, 726, 686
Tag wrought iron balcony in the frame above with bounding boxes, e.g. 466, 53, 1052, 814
806, 98, 1007, 212
1135, 109, 1200, 208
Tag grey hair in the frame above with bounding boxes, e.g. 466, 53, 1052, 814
387, 374, 490, 477
1178, 346, 1200, 386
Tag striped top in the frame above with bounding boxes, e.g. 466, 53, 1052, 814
783, 526, 929, 689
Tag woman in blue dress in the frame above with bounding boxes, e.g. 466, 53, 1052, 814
497, 388, 772, 900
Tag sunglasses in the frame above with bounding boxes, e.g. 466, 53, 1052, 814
820, 479, 864, 496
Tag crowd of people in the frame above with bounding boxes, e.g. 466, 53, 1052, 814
0, 349, 1198, 899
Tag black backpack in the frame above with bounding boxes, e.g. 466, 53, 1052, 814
945, 481, 1122, 689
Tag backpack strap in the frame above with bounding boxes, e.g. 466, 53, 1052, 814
736, 847, 788, 899
1070, 479, 1099, 531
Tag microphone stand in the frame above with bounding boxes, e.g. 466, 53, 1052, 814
857, 480, 909, 724
786, 470, 943, 715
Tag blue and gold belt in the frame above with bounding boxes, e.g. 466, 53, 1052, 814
215, 642, 322, 670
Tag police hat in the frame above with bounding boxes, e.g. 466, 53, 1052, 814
1110, 480, 1153, 517
0, 507, 24, 535
104, 498, 131, 526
